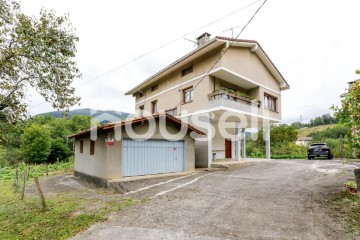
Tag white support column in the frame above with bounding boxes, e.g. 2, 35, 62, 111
235, 125, 241, 161
207, 114, 213, 168
265, 126, 271, 159
242, 128, 246, 159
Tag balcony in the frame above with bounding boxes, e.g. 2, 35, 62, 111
208, 90, 260, 115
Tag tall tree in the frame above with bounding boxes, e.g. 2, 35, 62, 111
0, 0, 81, 123
332, 70, 360, 149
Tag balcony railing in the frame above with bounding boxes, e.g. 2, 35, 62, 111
208, 90, 260, 114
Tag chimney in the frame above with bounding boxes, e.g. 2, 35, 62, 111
196, 32, 211, 48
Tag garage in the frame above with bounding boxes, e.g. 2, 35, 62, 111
122, 139, 185, 177
70, 113, 204, 186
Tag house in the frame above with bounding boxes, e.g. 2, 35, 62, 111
125, 33, 290, 167
295, 137, 312, 146
340, 80, 359, 98
68, 113, 205, 185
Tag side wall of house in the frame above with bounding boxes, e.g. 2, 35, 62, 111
134, 48, 223, 116
220, 47, 282, 121
74, 119, 196, 181
74, 131, 108, 180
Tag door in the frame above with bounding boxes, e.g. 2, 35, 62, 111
225, 139, 232, 158
122, 139, 185, 177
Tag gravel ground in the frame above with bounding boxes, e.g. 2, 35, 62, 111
68, 159, 360, 240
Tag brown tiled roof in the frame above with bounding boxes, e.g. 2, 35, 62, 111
68, 113, 206, 138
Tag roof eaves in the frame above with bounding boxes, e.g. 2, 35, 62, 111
124, 38, 221, 95
215, 36, 290, 90
68, 113, 206, 138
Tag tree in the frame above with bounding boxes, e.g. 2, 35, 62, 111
256, 124, 298, 146
68, 115, 91, 133
332, 71, 360, 149
21, 124, 51, 163
0, 0, 81, 124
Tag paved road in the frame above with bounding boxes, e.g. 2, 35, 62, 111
71, 159, 359, 240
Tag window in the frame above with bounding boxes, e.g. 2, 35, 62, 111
80, 140, 83, 154
182, 66, 193, 76
183, 88, 193, 103
264, 94, 277, 111
139, 105, 144, 116
151, 100, 158, 114
90, 140, 95, 155
151, 84, 158, 92
138, 92, 144, 98
166, 108, 177, 116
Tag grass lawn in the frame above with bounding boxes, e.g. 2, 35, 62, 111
327, 192, 360, 236
297, 124, 337, 138
0, 163, 138, 240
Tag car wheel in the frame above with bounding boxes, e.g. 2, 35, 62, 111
328, 154, 333, 160
308, 156, 312, 160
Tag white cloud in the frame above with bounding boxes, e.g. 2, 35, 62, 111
22, 0, 360, 123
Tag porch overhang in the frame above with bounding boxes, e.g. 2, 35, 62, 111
208, 67, 281, 94
180, 107, 280, 127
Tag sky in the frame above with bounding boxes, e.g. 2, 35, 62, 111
22, 0, 360, 124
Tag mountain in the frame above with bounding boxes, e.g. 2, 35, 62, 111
38, 108, 133, 123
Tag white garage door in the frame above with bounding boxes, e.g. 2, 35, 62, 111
122, 139, 185, 177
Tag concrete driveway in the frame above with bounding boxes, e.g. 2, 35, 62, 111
71, 159, 359, 240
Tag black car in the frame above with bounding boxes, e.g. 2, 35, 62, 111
307, 143, 333, 160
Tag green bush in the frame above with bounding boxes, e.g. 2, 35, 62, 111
0, 147, 7, 167
0, 160, 74, 180
5, 148, 23, 165
21, 124, 52, 164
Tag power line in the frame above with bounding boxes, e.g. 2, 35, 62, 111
29, 0, 261, 110
176, 0, 268, 109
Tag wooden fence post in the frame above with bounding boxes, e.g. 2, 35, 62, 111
14, 168, 19, 188
27, 166, 30, 180
34, 177, 46, 212
21, 169, 27, 200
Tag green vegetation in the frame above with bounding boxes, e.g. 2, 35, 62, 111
0, 115, 90, 166
21, 124, 52, 163
291, 113, 338, 129
332, 71, 360, 150
296, 124, 337, 138
0, 0, 81, 124
344, 180, 357, 189
0, 160, 74, 180
328, 192, 360, 236
247, 125, 307, 159
0, 177, 137, 240
309, 125, 349, 140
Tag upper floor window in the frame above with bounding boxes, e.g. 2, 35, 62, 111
90, 140, 95, 155
151, 100, 158, 114
139, 105, 144, 116
151, 84, 158, 92
80, 140, 83, 154
264, 94, 277, 111
138, 91, 144, 98
166, 108, 177, 116
182, 66, 193, 76
183, 88, 193, 103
